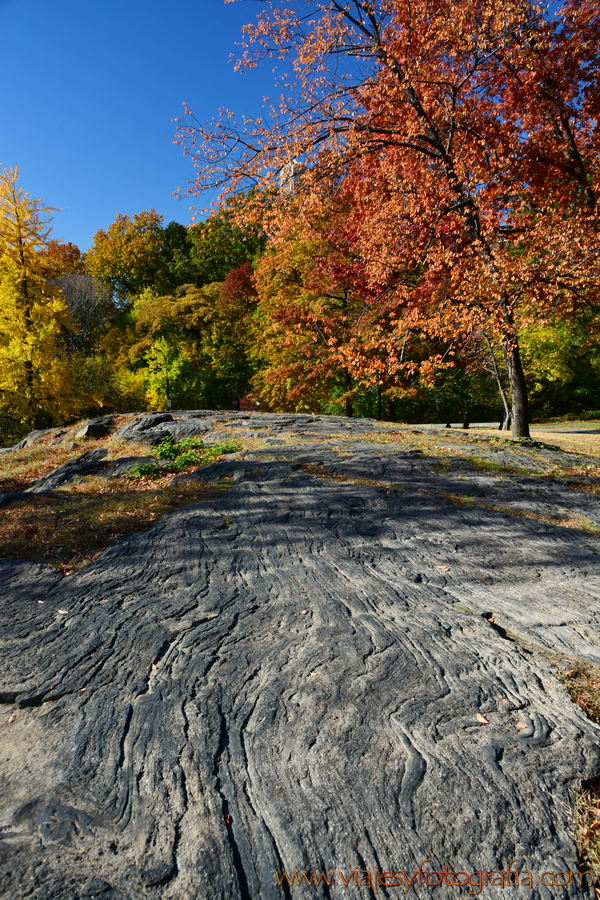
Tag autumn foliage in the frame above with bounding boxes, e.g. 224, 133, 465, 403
176, 0, 600, 436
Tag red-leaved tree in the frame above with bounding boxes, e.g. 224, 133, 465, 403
176, 0, 600, 436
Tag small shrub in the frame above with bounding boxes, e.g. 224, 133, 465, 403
126, 437, 240, 479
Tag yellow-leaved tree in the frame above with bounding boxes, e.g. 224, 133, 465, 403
0, 166, 78, 428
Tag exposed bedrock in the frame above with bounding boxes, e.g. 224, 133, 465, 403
2, 437, 600, 898
0, 461, 600, 900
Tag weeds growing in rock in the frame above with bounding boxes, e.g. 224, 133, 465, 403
125, 436, 240, 478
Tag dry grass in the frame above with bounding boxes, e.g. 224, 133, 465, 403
558, 668, 600, 723
555, 667, 600, 885
436, 491, 600, 534
0, 415, 243, 573
0, 476, 228, 574
468, 426, 600, 456
0, 439, 108, 493
574, 783, 600, 887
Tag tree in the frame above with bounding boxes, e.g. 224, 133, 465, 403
177, 0, 600, 437
85, 205, 265, 304
51, 273, 117, 354
85, 209, 183, 299
0, 166, 77, 427
187, 202, 266, 285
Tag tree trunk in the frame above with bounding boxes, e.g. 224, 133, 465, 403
384, 396, 396, 422
506, 344, 530, 439
344, 368, 353, 418
483, 334, 511, 429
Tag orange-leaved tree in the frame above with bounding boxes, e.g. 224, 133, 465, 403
176, 0, 600, 436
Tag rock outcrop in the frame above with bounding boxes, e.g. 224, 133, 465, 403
2, 414, 600, 899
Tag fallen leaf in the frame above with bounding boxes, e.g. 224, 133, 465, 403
516, 722, 528, 729
37, 600, 44, 604
309, 671, 318, 676
300, 590, 307, 593
435, 565, 450, 571
7, 714, 17, 724
57, 609, 69, 615
151, 663, 158, 670
564, 669, 578, 677
77, 687, 86, 692
301, 609, 309, 615
224, 814, 232, 825
476, 713, 490, 724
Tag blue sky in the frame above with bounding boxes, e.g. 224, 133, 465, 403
0, 0, 275, 251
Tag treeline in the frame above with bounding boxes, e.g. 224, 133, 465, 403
0, 168, 264, 442
174, 0, 600, 439
2, 154, 600, 445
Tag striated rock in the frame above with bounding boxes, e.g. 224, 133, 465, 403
128, 417, 216, 446
74, 415, 116, 440
25, 448, 108, 493
112, 413, 174, 442
2, 419, 600, 898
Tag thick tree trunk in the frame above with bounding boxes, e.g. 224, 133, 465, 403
506, 344, 530, 439
384, 396, 396, 422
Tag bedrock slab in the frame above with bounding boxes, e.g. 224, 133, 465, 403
1, 447, 600, 898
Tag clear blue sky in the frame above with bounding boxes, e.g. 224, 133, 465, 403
0, 0, 275, 251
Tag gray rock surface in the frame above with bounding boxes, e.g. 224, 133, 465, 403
112, 413, 174, 441
99, 456, 171, 479
129, 417, 216, 446
2, 415, 600, 898
25, 448, 108, 493
74, 416, 116, 440
12, 427, 65, 450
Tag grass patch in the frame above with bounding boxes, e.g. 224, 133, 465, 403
437, 491, 600, 533
558, 668, 600, 723
297, 462, 402, 492
125, 436, 240, 478
556, 667, 600, 884
0, 420, 243, 573
0, 477, 229, 573
0, 439, 109, 493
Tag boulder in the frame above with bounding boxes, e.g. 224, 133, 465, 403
112, 413, 174, 441
4, 414, 600, 898
74, 415, 116, 440
2, 454, 600, 898
25, 448, 108, 493
129, 417, 214, 446
12, 428, 62, 450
